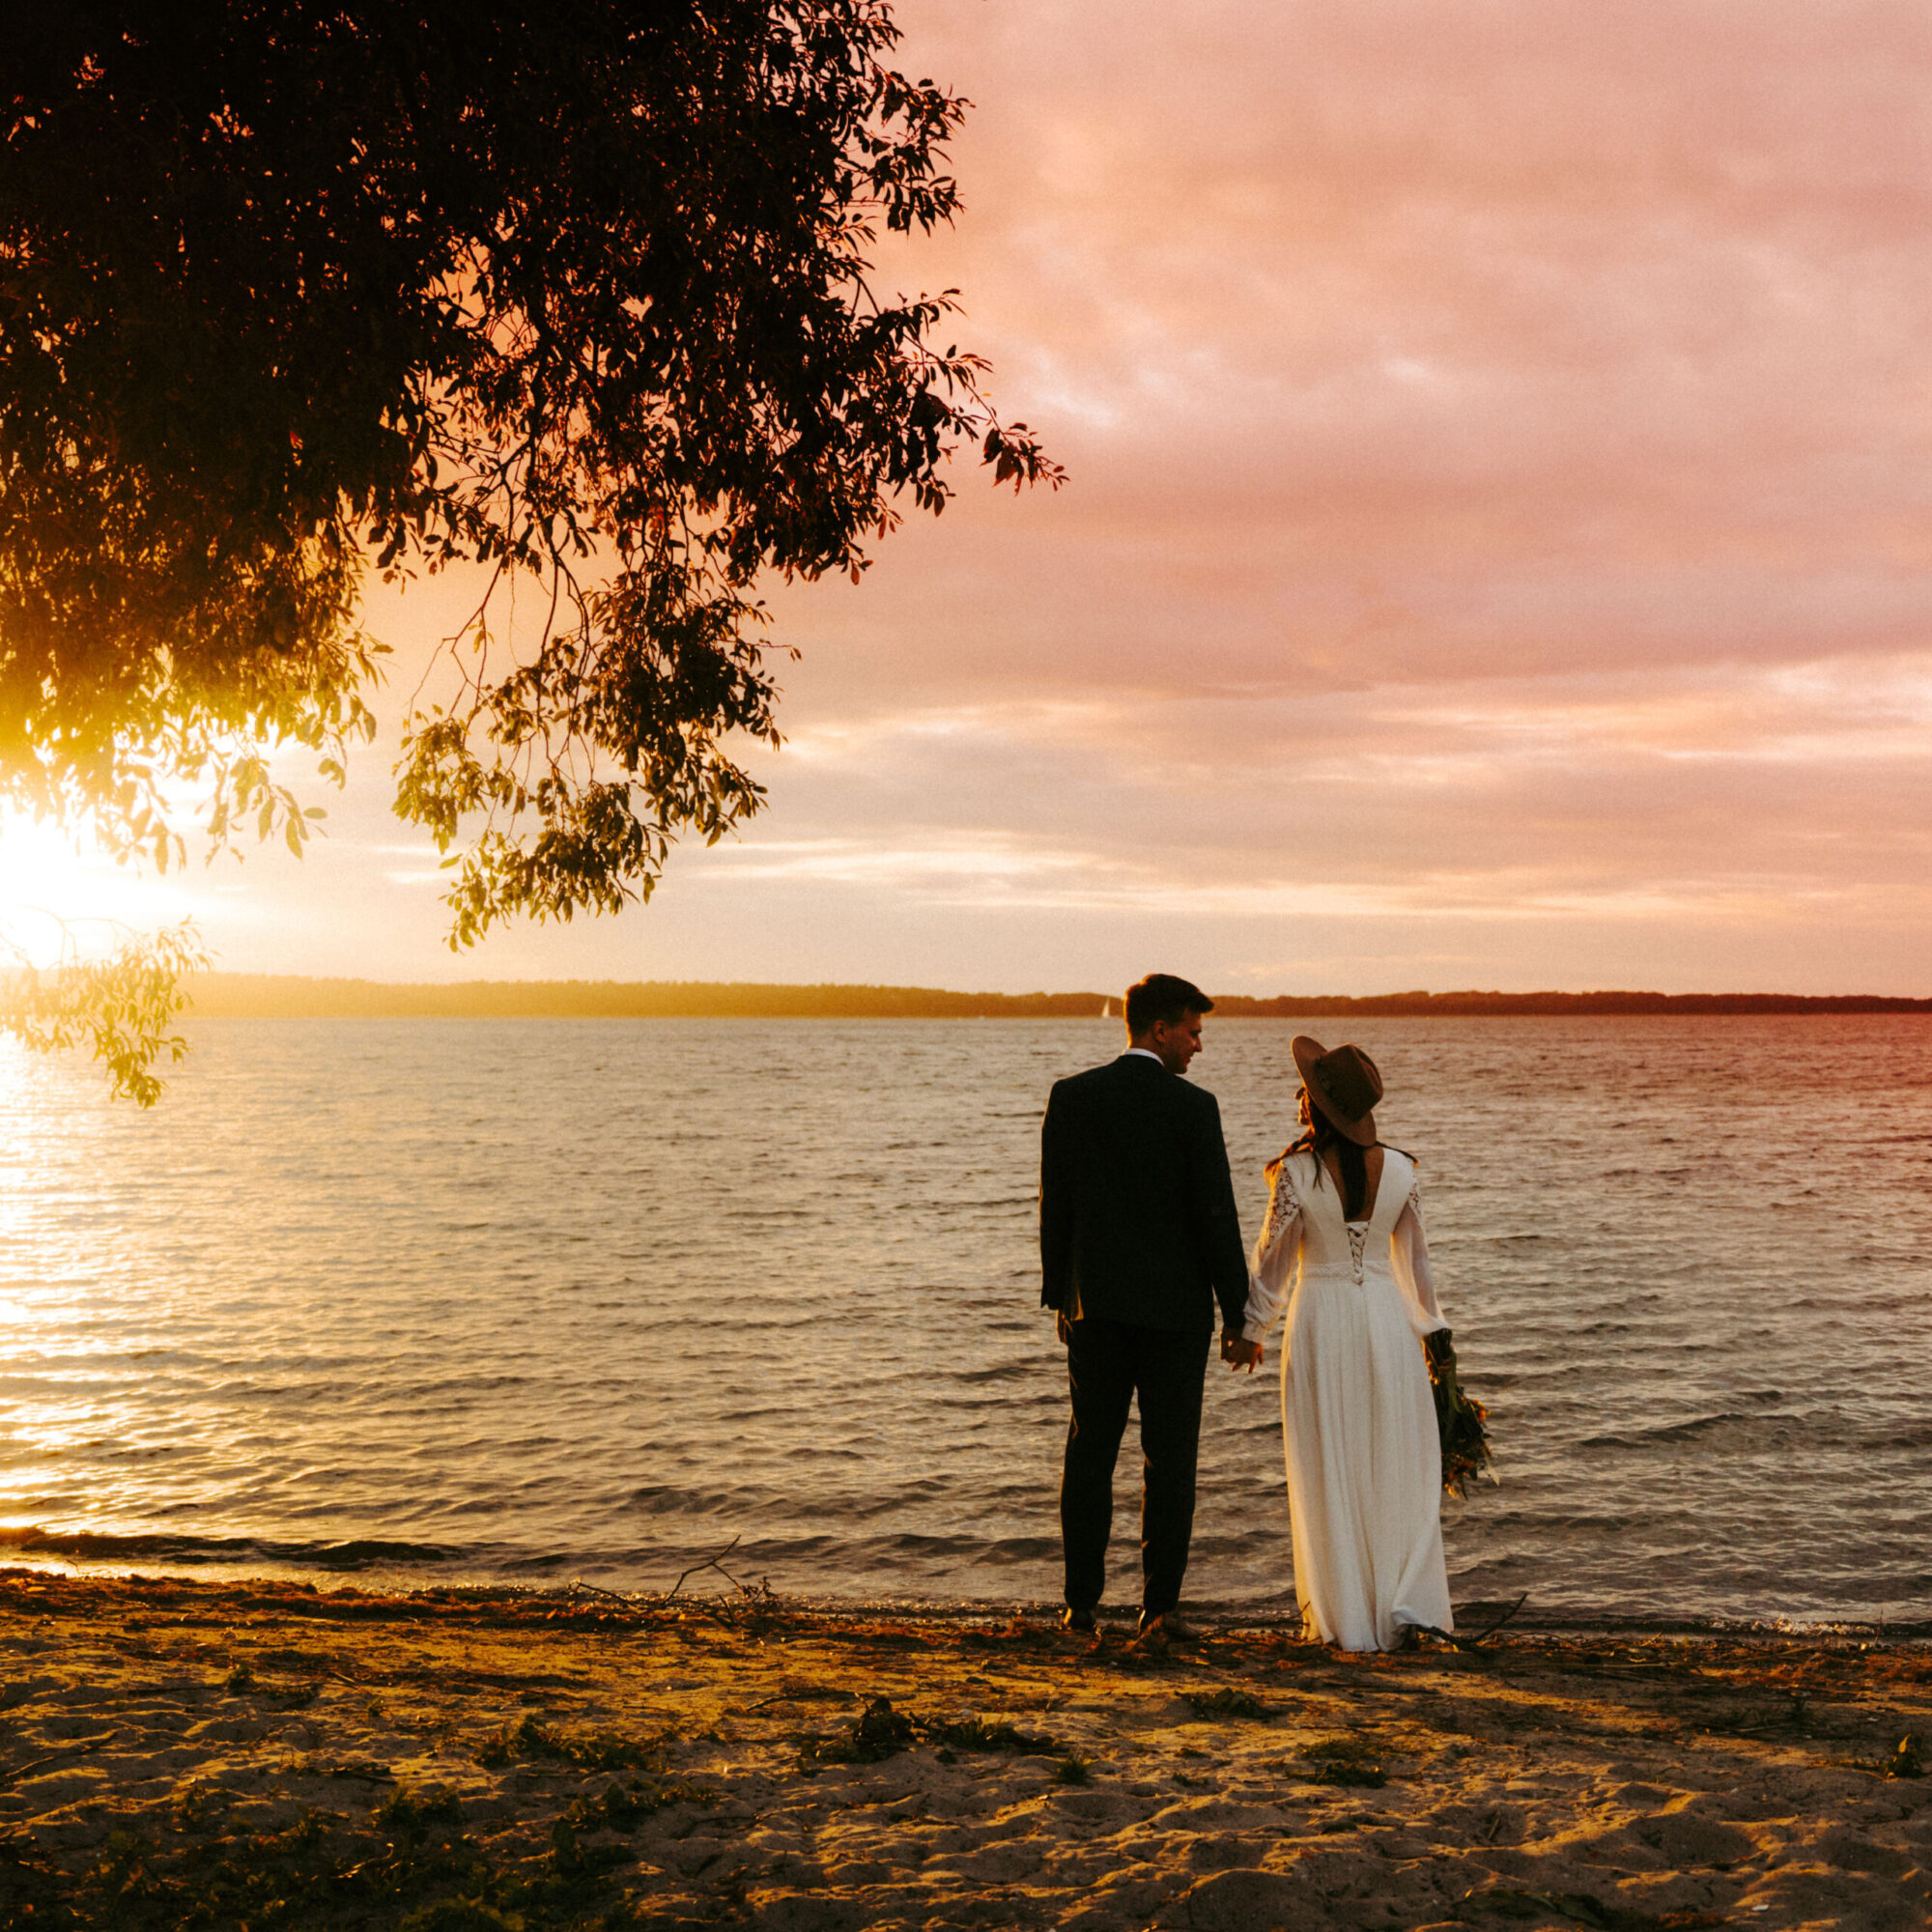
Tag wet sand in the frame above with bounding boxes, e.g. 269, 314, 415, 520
0, 1569, 1928, 1929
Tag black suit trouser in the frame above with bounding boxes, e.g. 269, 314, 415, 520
1060, 1316, 1212, 1617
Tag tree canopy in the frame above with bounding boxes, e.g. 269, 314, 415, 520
0, 0, 1060, 981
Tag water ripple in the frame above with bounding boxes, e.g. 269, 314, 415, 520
1, 1014, 1929, 1623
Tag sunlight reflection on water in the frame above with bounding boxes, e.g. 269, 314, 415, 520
1, 1015, 1929, 1622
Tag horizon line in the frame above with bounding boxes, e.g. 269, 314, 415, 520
180, 974, 1932, 1018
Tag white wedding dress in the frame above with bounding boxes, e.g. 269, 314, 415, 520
1241, 1147, 1454, 1651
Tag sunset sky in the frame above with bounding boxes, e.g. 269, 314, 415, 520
8, 0, 1932, 995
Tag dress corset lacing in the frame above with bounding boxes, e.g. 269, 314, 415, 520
1346, 1223, 1369, 1282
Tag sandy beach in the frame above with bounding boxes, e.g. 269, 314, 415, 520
0, 1572, 1928, 1929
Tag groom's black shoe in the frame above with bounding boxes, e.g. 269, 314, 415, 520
1061, 1605, 1097, 1634
1137, 1609, 1203, 1645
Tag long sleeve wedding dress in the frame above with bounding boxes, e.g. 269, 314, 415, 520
1241, 1147, 1454, 1651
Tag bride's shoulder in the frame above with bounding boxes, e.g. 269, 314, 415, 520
1378, 1144, 1422, 1196
1271, 1146, 1319, 1192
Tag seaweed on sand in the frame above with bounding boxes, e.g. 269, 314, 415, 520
800, 1695, 917, 1767
1184, 1687, 1269, 1720
1844, 1733, 1925, 1780
925, 1714, 1060, 1754
800, 1697, 1063, 1771
376, 1787, 465, 1838
0, 1769, 697, 1930
1300, 1735, 1388, 1787
475, 1714, 668, 1775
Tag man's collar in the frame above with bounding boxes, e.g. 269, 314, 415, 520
1122, 1047, 1166, 1066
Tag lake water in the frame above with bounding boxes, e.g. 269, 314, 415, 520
1, 1016, 1929, 1628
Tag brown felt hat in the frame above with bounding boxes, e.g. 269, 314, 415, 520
1292, 1036, 1383, 1147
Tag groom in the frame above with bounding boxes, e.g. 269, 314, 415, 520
1038, 973, 1250, 1640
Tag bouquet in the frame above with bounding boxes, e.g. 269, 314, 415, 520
1424, 1329, 1493, 1498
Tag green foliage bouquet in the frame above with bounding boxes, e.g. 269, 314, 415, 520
1424, 1330, 1493, 1498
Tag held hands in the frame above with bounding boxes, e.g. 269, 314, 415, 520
1221, 1330, 1263, 1374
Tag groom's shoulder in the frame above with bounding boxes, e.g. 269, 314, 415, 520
1050, 1054, 1151, 1103
1171, 1074, 1223, 1125
1053, 1055, 1133, 1097
1053, 1057, 1217, 1113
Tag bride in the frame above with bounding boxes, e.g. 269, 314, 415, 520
1223, 1036, 1455, 1651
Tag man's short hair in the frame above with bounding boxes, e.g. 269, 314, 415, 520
1124, 973, 1213, 1036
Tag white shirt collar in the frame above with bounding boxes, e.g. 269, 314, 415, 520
1123, 1047, 1166, 1065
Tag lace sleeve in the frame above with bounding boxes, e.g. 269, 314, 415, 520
1241, 1164, 1303, 1344
1391, 1171, 1449, 1337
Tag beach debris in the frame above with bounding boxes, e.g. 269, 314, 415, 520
802, 1694, 918, 1767
264, 1678, 321, 1709
317, 1757, 397, 1781
1300, 1736, 1388, 1787
1184, 1686, 1269, 1720
475, 1714, 668, 1775
1051, 1753, 1093, 1785
254, 1642, 359, 1683
848, 1694, 916, 1755
563, 1578, 633, 1605
927, 1713, 1058, 1753
800, 1698, 1063, 1770
1406, 1592, 1530, 1654
223, 1654, 321, 1709
473, 1718, 714, 1827
1830, 1730, 1929, 1780
376, 1785, 464, 1839
748, 1678, 859, 1710
960, 1613, 1055, 1649
563, 1776, 713, 1829
549, 1813, 637, 1883
656, 1534, 777, 1608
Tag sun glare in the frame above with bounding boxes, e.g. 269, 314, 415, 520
0, 812, 196, 969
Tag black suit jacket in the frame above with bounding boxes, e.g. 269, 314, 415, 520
1038, 1053, 1250, 1335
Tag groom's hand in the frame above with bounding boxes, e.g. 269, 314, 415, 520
1221, 1331, 1262, 1373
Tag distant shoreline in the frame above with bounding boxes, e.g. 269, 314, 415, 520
184, 974, 1932, 1019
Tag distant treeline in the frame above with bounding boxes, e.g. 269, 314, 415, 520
185, 976, 1115, 1018
1210, 990, 1932, 1017
185, 976, 1932, 1019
